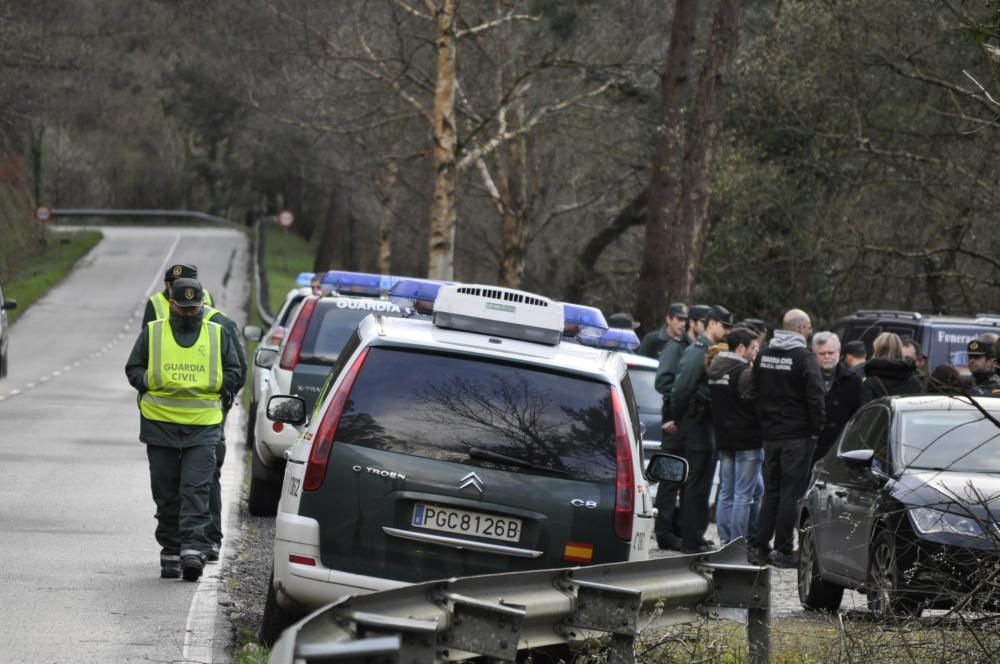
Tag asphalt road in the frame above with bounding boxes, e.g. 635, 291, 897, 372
0, 225, 249, 663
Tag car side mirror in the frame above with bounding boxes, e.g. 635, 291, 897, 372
2, 299, 16, 311
839, 449, 874, 465
267, 395, 307, 426
243, 325, 263, 342
255, 348, 279, 369
645, 453, 688, 487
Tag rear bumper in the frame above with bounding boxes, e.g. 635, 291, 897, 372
273, 511, 408, 612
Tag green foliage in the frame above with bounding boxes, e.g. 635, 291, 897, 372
4, 229, 103, 324
264, 225, 315, 313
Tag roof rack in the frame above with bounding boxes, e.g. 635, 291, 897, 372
853, 310, 922, 321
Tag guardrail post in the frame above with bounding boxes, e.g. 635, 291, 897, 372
563, 575, 643, 664
435, 590, 525, 661
747, 604, 770, 664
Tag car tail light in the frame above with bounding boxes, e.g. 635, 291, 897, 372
303, 348, 370, 491
288, 554, 316, 566
279, 298, 318, 371
610, 390, 634, 541
266, 325, 287, 346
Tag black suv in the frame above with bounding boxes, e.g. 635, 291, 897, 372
833, 310, 1000, 370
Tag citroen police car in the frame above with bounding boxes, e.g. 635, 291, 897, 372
259, 283, 685, 642
248, 272, 410, 516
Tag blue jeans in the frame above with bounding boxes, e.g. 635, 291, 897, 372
716, 448, 764, 546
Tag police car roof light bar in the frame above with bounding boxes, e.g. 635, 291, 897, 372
388, 278, 451, 314
433, 284, 564, 346
561, 303, 609, 345
320, 270, 384, 297
582, 327, 641, 352
296, 272, 316, 288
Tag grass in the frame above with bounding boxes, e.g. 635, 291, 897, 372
5, 229, 103, 323
262, 225, 313, 315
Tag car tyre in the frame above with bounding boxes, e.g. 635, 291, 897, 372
260, 569, 298, 647
248, 448, 281, 517
245, 399, 257, 449
867, 530, 921, 619
797, 517, 843, 612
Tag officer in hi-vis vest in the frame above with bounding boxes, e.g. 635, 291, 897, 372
126, 278, 241, 581
142, 263, 215, 326
201, 299, 247, 562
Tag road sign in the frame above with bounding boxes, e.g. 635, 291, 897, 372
277, 209, 295, 228
35, 204, 53, 222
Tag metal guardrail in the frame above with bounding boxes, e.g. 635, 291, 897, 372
269, 540, 770, 664
50, 207, 238, 226
254, 216, 276, 327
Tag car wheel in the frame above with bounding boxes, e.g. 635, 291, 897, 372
867, 530, 922, 619
245, 400, 257, 449
798, 517, 844, 612
248, 448, 281, 517
260, 569, 299, 647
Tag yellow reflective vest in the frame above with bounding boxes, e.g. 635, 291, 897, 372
150, 289, 214, 320
140, 318, 224, 425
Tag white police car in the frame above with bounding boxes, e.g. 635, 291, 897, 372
259, 282, 686, 642
248, 272, 411, 516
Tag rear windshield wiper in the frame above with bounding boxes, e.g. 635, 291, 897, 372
467, 447, 570, 476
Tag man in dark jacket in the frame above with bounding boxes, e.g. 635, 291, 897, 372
126, 279, 243, 581
638, 302, 688, 360
843, 340, 867, 377
672, 305, 733, 553
812, 331, 861, 464
967, 338, 1000, 396
749, 309, 825, 568
708, 327, 762, 547
650, 303, 696, 550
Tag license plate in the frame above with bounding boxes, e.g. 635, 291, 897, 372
411, 504, 522, 542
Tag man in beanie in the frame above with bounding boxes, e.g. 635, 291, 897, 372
638, 302, 688, 359
125, 278, 242, 581
142, 263, 215, 326
843, 340, 867, 377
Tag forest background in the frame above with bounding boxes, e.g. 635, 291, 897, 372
2, 0, 1000, 332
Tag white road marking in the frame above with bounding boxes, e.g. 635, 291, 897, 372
146, 234, 182, 299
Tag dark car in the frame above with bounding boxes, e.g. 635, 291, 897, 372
0, 278, 16, 378
833, 310, 1000, 371
797, 395, 1000, 618
622, 353, 662, 462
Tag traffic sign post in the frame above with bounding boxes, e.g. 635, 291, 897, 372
35, 204, 53, 222
277, 209, 295, 228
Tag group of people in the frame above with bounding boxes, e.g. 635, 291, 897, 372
636, 302, 1000, 567
125, 264, 246, 581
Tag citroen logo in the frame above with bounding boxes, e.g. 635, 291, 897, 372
459, 472, 485, 493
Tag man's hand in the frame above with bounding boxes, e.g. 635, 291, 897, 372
661, 420, 677, 434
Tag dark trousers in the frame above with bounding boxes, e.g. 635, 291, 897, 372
147, 444, 216, 557
677, 418, 715, 548
755, 437, 816, 556
208, 440, 227, 547
653, 432, 684, 544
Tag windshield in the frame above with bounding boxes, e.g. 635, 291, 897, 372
301, 298, 406, 362
334, 347, 617, 481
898, 409, 1000, 473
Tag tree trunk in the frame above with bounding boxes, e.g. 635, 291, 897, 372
377, 158, 398, 275
427, 0, 459, 281
635, 0, 699, 331
498, 103, 531, 288
668, 0, 742, 302
313, 189, 343, 272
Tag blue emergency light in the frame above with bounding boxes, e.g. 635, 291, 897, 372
320, 271, 384, 296
561, 303, 608, 345
586, 327, 641, 352
295, 272, 316, 288
388, 278, 451, 314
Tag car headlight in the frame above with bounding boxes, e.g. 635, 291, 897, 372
909, 507, 986, 538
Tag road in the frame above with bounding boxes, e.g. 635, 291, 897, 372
0, 226, 249, 663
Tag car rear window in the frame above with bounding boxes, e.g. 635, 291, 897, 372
898, 409, 1000, 473
300, 299, 406, 363
336, 347, 617, 482
627, 366, 660, 412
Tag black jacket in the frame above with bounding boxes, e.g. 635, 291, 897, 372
859, 359, 923, 405
752, 331, 826, 441
637, 327, 670, 360
672, 334, 712, 423
816, 362, 862, 459
654, 334, 690, 421
708, 352, 761, 451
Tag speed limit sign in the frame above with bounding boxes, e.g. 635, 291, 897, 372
277, 209, 295, 228
35, 204, 53, 222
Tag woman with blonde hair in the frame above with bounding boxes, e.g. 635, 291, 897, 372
860, 331, 923, 404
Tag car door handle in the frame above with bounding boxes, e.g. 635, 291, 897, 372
834, 490, 847, 498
